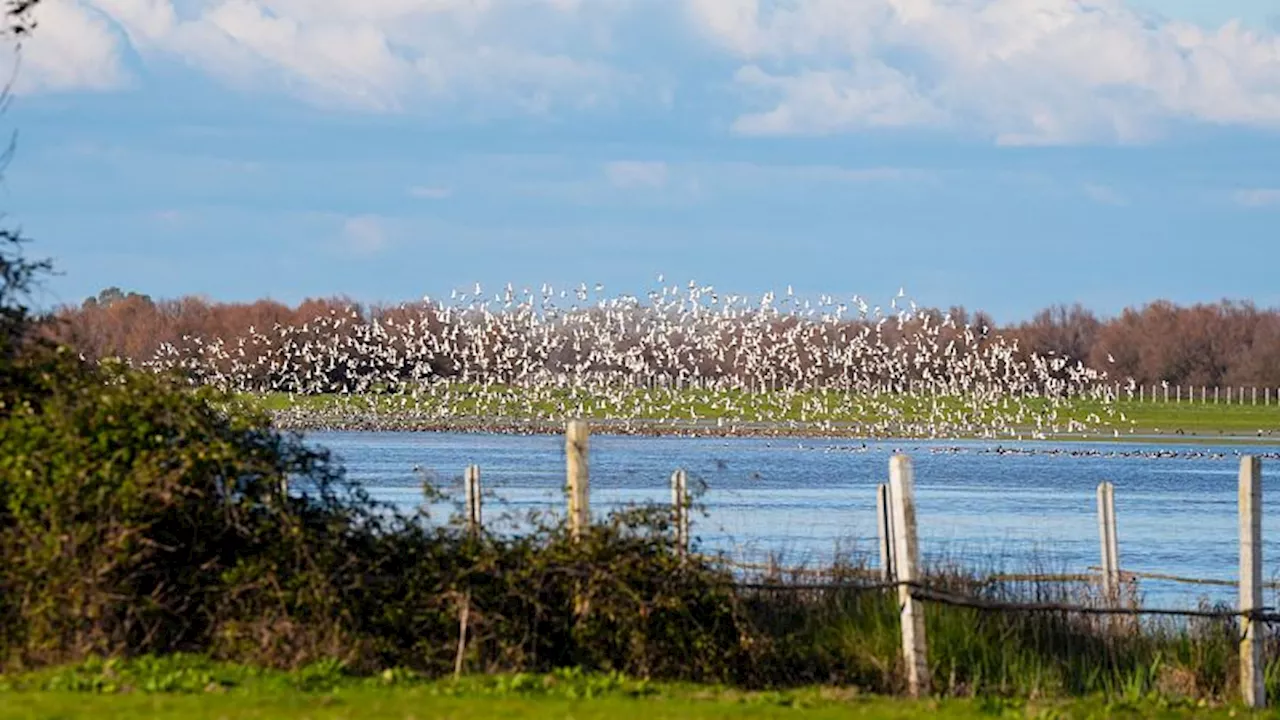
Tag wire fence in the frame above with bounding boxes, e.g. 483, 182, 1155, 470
425, 421, 1280, 705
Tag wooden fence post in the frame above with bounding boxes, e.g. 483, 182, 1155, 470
889, 455, 930, 697
1096, 481, 1119, 600
671, 468, 690, 556
566, 420, 590, 541
465, 464, 482, 534
1239, 455, 1265, 709
877, 483, 895, 582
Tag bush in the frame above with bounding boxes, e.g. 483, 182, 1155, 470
0, 349, 369, 667
0, 349, 756, 677
346, 509, 750, 681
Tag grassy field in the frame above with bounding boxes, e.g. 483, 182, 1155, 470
0, 661, 1262, 720
1, 688, 1254, 719
246, 386, 1280, 441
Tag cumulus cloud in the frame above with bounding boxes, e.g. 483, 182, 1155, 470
18, 0, 635, 112
15, 0, 1280, 145
16, 0, 128, 93
687, 0, 1280, 144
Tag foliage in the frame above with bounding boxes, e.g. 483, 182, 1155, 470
0, 348, 753, 676
0, 352, 372, 667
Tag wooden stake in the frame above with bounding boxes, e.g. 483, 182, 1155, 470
877, 483, 895, 582
1239, 455, 1265, 709
465, 464, 482, 534
890, 455, 930, 697
1096, 481, 1119, 600
566, 420, 590, 541
671, 468, 690, 556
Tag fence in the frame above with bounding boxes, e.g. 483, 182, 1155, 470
1118, 384, 1280, 406
455, 420, 1276, 707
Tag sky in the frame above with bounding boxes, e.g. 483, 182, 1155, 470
5, 0, 1280, 323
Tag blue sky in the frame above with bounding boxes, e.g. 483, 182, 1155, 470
6, 0, 1280, 322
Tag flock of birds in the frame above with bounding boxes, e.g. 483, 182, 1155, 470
816, 444, 1272, 461
138, 280, 1133, 439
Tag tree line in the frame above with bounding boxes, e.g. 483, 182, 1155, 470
47, 288, 1280, 389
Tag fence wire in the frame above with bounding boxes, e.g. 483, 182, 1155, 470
732, 577, 1280, 623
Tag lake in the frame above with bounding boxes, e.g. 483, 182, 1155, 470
309, 430, 1280, 608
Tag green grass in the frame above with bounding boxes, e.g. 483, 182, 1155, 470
0, 689, 1255, 719
243, 386, 1280, 442
0, 657, 1263, 719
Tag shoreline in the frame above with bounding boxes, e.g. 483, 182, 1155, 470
271, 412, 1280, 447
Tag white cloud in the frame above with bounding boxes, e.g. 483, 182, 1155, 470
16, 0, 128, 93
732, 62, 943, 134
340, 215, 388, 255
1234, 188, 1280, 207
17, 0, 1280, 146
409, 185, 452, 199
604, 160, 668, 189
19, 0, 636, 111
688, 0, 1280, 144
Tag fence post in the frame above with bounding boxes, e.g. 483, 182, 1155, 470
671, 468, 689, 556
566, 420, 590, 541
1239, 456, 1265, 709
877, 483, 895, 582
465, 464, 482, 534
1096, 481, 1119, 600
889, 455, 930, 697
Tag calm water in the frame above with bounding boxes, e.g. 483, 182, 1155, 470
309, 430, 1280, 608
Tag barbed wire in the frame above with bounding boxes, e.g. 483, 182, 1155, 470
733, 578, 1280, 623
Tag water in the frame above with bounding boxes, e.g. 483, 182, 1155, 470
310, 430, 1280, 608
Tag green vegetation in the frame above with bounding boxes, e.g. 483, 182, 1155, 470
6, 206, 1280, 715
4, 338, 1279, 703
0, 657, 1265, 719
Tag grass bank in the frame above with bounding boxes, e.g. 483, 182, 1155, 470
0, 658, 1260, 719
246, 386, 1280, 442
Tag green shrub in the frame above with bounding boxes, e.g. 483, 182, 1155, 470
0, 350, 368, 667
0, 350, 756, 679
